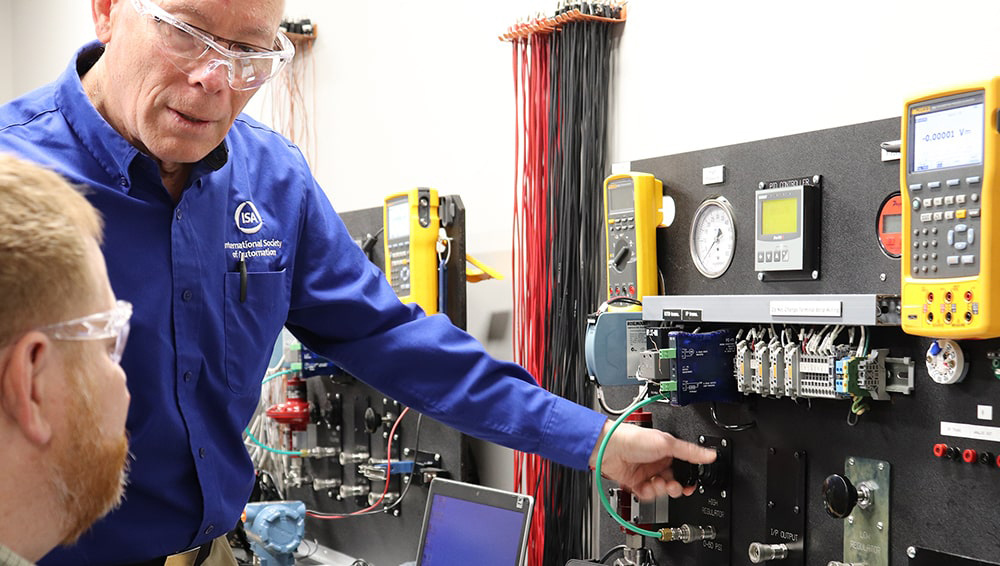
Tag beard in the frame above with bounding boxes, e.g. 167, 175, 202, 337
47, 361, 131, 545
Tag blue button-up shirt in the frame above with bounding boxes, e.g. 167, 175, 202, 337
0, 42, 607, 565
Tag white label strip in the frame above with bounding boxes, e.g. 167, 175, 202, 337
940, 421, 1000, 444
770, 300, 843, 318
611, 162, 631, 175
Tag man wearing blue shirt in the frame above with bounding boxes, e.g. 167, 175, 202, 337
0, 1, 716, 564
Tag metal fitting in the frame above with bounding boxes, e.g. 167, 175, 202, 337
748, 542, 788, 563
312, 478, 342, 491
339, 449, 370, 466
659, 524, 716, 543
339, 484, 370, 499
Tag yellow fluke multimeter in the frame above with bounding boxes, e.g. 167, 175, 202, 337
603, 172, 663, 311
383, 188, 440, 314
901, 78, 1000, 338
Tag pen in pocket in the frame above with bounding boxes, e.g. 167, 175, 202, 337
238, 258, 247, 303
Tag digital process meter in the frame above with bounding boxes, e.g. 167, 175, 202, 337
901, 78, 1000, 338
754, 176, 821, 280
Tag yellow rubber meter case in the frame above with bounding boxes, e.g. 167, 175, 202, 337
603, 172, 663, 310
901, 78, 1000, 338
384, 188, 440, 314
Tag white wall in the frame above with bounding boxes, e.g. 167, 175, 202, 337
0, 1, 10, 103
244, 0, 536, 258
7, 1, 93, 97
611, 1, 1000, 163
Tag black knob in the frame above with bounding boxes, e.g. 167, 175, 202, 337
671, 453, 725, 488
822, 474, 858, 518
672, 460, 698, 487
612, 244, 631, 272
697, 459, 727, 488
363, 407, 381, 433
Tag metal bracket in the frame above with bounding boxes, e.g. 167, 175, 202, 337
761, 447, 806, 565
842, 457, 890, 566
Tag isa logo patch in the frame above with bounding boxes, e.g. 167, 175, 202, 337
235, 201, 263, 234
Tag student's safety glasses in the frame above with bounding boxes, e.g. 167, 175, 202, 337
40, 300, 133, 365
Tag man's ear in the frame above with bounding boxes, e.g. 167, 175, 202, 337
93, 0, 117, 43
0, 332, 56, 446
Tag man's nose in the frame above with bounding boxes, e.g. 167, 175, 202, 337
189, 57, 231, 93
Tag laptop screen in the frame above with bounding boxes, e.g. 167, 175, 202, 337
416, 478, 533, 566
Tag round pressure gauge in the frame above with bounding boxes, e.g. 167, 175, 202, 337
690, 196, 737, 278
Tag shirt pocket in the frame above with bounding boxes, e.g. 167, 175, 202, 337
224, 269, 288, 395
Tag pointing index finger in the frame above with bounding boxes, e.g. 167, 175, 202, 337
667, 436, 718, 465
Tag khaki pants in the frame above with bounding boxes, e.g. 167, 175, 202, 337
163, 536, 236, 566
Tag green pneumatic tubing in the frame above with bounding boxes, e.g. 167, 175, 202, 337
245, 428, 306, 456
595, 393, 666, 539
262, 368, 297, 385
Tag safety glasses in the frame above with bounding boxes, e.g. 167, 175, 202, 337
130, 0, 295, 91
40, 300, 133, 365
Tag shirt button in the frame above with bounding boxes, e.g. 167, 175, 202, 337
204, 524, 214, 535
182, 289, 193, 301
183, 371, 192, 382
199, 447, 206, 458
176, 209, 182, 220
118, 176, 128, 187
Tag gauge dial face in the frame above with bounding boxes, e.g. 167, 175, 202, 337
690, 197, 737, 278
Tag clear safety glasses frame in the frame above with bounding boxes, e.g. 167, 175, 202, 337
130, 0, 295, 91
40, 300, 133, 365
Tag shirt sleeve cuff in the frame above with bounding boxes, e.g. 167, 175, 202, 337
536, 396, 609, 470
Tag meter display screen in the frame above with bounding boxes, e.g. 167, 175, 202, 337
761, 197, 798, 235
911, 101, 983, 172
607, 185, 634, 213
882, 213, 902, 234
387, 201, 410, 240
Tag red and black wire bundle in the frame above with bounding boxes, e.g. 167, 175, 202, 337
513, 30, 552, 566
512, 16, 614, 566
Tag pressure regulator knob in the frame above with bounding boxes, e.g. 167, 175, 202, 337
822, 474, 873, 519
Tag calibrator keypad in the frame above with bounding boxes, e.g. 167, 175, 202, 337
908, 176, 982, 278
387, 240, 411, 294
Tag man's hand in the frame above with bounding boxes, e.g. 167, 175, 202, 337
590, 420, 717, 501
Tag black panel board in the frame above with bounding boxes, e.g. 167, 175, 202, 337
764, 447, 806, 566
596, 120, 1000, 566
285, 198, 473, 565
639, 118, 902, 296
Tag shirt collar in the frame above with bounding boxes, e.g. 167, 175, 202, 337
54, 41, 229, 194
0, 542, 35, 566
